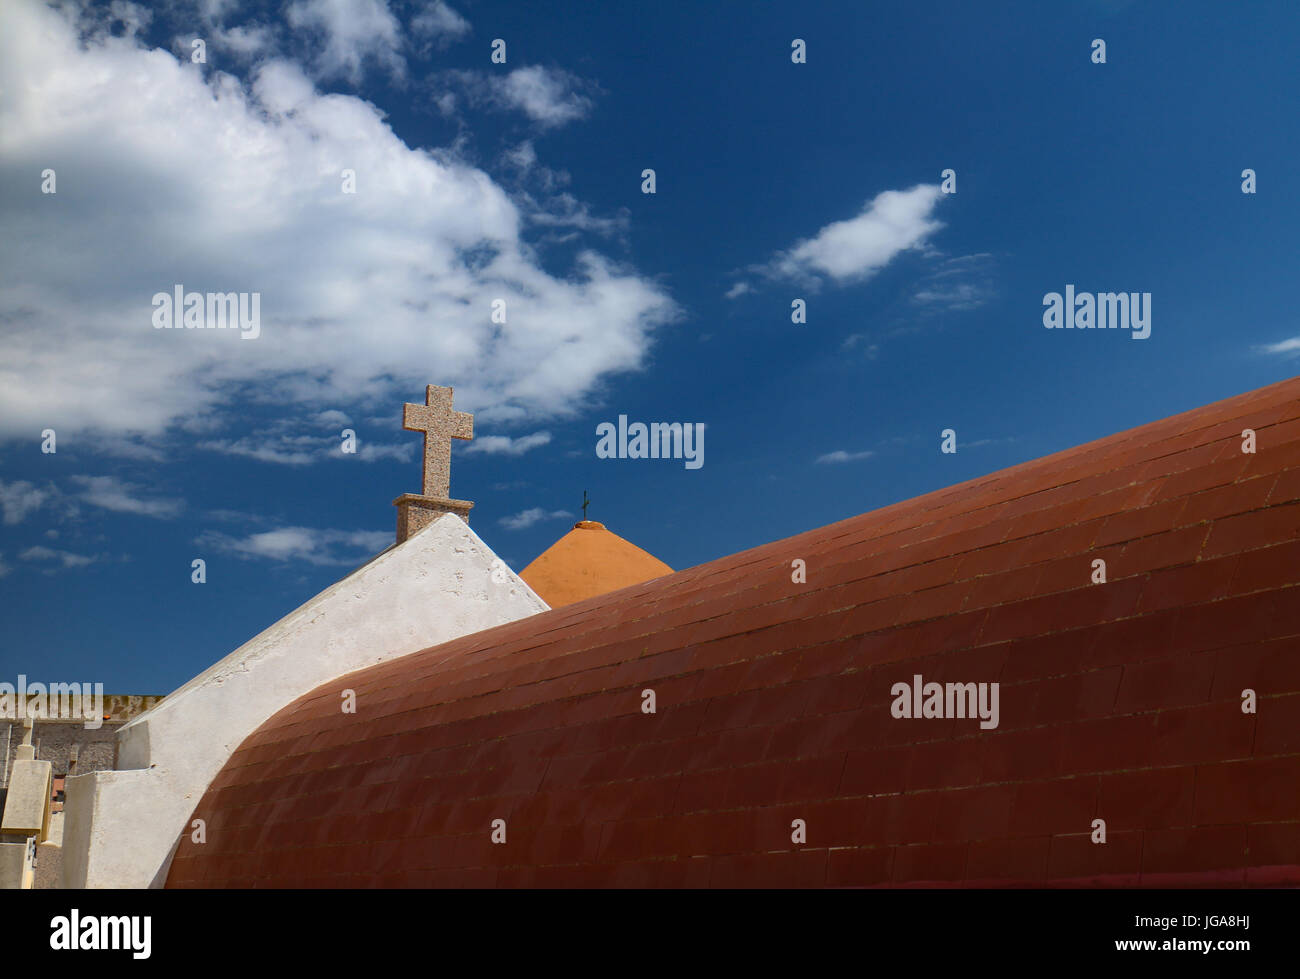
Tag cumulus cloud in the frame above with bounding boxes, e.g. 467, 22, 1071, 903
0, 479, 49, 524
285, 0, 406, 83
208, 23, 277, 59
759, 185, 944, 286
815, 449, 874, 464
69, 475, 182, 518
499, 507, 573, 530
724, 282, 752, 300
0, 1, 677, 448
466, 431, 551, 456
184, 0, 468, 73
197, 526, 392, 565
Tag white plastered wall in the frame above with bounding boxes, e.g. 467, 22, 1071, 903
61, 514, 547, 888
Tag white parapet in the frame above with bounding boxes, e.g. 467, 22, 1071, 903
61, 514, 548, 888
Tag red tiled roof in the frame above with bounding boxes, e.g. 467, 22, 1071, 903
168, 376, 1300, 888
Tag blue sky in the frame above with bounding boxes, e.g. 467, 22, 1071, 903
1, 0, 1297, 693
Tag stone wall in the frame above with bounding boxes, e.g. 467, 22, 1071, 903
1, 696, 162, 789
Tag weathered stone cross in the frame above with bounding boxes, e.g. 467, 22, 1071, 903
403, 385, 473, 498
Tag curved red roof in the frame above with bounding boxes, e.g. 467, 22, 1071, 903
168, 377, 1300, 887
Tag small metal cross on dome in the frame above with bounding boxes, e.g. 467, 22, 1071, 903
403, 385, 473, 498
581, 490, 590, 520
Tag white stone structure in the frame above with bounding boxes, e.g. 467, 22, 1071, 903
61, 515, 547, 888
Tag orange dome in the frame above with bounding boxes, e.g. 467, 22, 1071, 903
520, 520, 672, 608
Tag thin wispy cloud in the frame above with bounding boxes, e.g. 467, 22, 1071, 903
913, 281, 990, 310
912, 253, 996, 311
70, 476, 181, 519
19, 545, 97, 569
197, 526, 391, 565
0, 479, 49, 525
466, 432, 552, 456
815, 449, 875, 464
198, 430, 413, 465
961, 436, 1018, 449
841, 334, 879, 358
499, 507, 573, 530
1258, 337, 1300, 356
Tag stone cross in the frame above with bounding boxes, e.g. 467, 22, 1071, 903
403, 385, 473, 498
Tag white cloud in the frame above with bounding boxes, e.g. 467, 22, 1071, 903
466, 431, 551, 456
815, 449, 874, 464
504, 140, 538, 171
499, 507, 573, 530
411, 0, 470, 48
19, 545, 96, 568
69, 475, 182, 518
0, 479, 49, 524
0, 2, 677, 446
0, 553, 9, 577
760, 185, 944, 285
912, 281, 990, 310
523, 192, 628, 236
313, 408, 351, 427
92, 436, 167, 462
198, 526, 391, 565
356, 441, 414, 462
841, 334, 879, 358
724, 282, 752, 300
82, 0, 153, 40
441, 65, 597, 128
199, 429, 412, 464
496, 66, 595, 127
209, 23, 277, 59
285, 0, 406, 83
912, 253, 995, 311
501, 140, 570, 193
1259, 337, 1300, 356
197, 437, 319, 465
961, 436, 1018, 449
